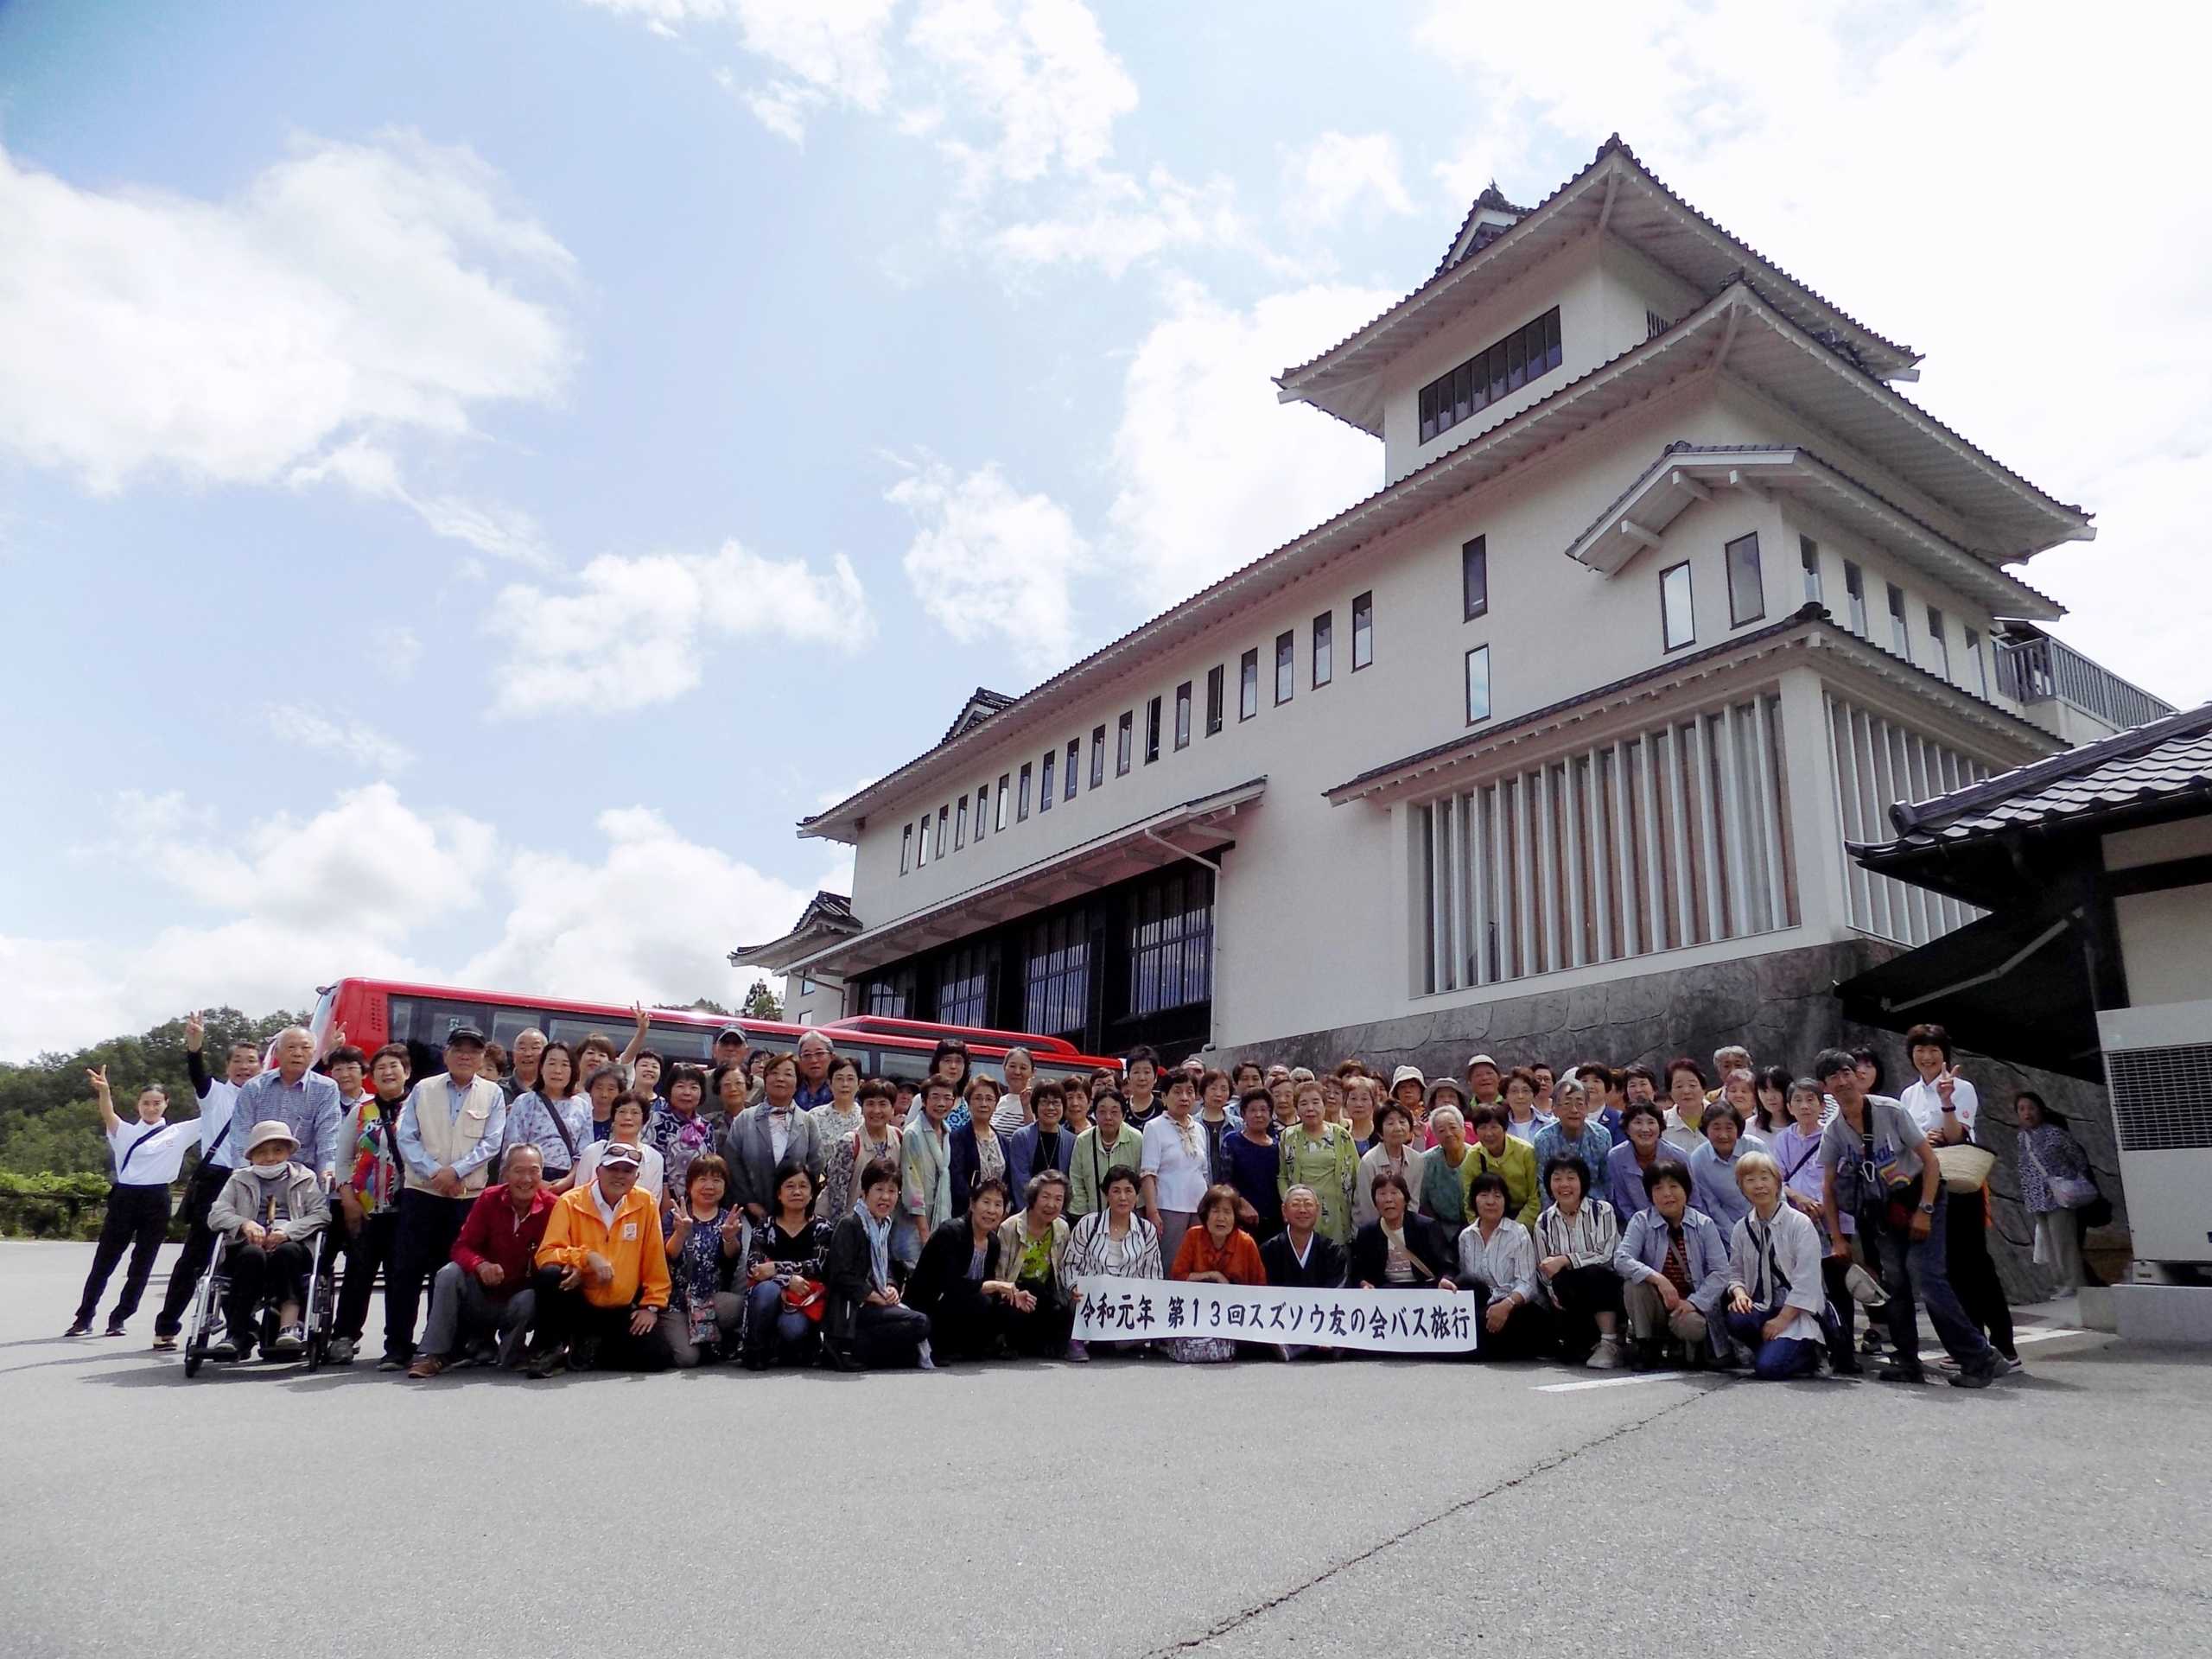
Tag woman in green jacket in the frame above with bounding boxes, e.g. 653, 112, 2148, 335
1277, 1079, 1357, 1244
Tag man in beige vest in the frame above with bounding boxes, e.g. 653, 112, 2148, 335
381, 1027, 510, 1370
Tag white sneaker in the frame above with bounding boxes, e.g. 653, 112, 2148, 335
916, 1339, 937, 1372
1586, 1336, 1624, 1370
267, 1324, 306, 1357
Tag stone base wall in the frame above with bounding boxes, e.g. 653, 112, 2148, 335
1217, 938, 2127, 1305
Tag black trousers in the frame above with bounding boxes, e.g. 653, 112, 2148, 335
925, 1287, 1016, 1360
334, 1207, 400, 1343
527, 1268, 674, 1372
1007, 1300, 1075, 1357
226, 1238, 311, 1340
384, 1190, 474, 1362
155, 1160, 230, 1338
1946, 1187, 2016, 1358
1548, 1264, 1622, 1360
1465, 1284, 1554, 1361
836, 1301, 931, 1370
77, 1184, 172, 1327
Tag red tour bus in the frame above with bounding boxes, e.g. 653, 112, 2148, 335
308, 977, 1121, 1092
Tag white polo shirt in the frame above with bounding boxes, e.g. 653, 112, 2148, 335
110, 1118, 197, 1187
1899, 1075, 1979, 1139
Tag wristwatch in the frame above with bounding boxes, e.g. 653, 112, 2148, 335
1918, 1200, 1937, 1214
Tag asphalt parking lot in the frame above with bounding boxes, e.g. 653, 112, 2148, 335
3, 1241, 2207, 1658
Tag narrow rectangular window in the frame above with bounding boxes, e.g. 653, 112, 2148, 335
1800, 535, 1822, 605
1274, 632, 1295, 704
1312, 612, 1333, 687
1351, 591, 1374, 669
976, 785, 989, 839
1090, 728, 1105, 788
1418, 307, 1563, 442
1726, 531, 1764, 626
901, 823, 912, 874
996, 774, 1010, 830
1844, 562, 1868, 635
1174, 682, 1192, 749
1965, 626, 1987, 696
1065, 740, 1079, 799
1465, 645, 1491, 725
916, 817, 928, 868
1660, 560, 1695, 651
1017, 764, 1032, 821
1462, 536, 1489, 620
1039, 750, 1055, 810
1239, 649, 1259, 719
1205, 665, 1224, 734
936, 805, 948, 858
1144, 696, 1161, 764
954, 796, 968, 849
1927, 607, 1950, 679
1887, 582, 1910, 659
1116, 712, 1133, 774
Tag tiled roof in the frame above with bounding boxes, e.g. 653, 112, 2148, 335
941, 688, 1017, 746
1872, 700, 2212, 849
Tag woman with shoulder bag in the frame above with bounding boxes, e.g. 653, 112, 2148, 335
2015, 1091, 2103, 1294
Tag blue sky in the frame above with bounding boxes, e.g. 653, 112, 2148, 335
2, 0, 2205, 1057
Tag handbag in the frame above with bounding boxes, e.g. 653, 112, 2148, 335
2022, 1135, 2101, 1211
1934, 1143, 1997, 1195
782, 1275, 827, 1323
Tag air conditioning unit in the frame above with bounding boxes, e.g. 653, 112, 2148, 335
2099, 998, 2212, 1266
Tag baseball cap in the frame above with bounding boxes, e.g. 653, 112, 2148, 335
715, 1026, 750, 1048
1464, 1052, 1499, 1073
600, 1142, 644, 1169
443, 1025, 486, 1050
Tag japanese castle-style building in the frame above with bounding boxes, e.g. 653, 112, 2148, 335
737, 137, 2173, 1097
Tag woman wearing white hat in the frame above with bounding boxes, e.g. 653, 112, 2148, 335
206, 1120, 329, 1361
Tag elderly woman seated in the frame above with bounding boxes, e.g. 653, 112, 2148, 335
996, 1169, 1079, 1358
1166, 1183, 1267, 1363
1064, 1166, 1161, 1359
1611, 1161, 1732, 1370
1455, 1173, 1551, 1361
1724, 1152, 1832, 1380
909, 1175, 1023, 1363
1350, 1171, 1457, 1293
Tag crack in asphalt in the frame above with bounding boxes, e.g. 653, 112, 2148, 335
1146, 1378, 1730, 1656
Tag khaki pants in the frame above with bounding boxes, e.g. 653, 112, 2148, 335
1624, 1279, 1708, 1346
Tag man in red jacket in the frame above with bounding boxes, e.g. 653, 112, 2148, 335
406, 1143, 556, 1378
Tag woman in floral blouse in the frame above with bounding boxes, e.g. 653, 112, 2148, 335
644, 1065, 725, 1201
821, 1077, 903, 1222
810, 1054, 866, 1151
658, 1154, 752, 1366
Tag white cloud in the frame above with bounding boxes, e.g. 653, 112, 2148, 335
1281, 131, 1414, 231
0, 133, 573, 549
583, 0, 900, 138
1107, 279, 1392, 606
907, 0, 1135, 195
1413, 0, 2212, 704
366, 625, 424, 682
889, 460, 1086, 668
0, 784, 813, 1058
484, 537, 873, 717
461, 804, 810, 1003
264, 707, 416, 775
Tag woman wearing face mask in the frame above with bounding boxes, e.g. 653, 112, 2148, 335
205, 1122, 330, 1362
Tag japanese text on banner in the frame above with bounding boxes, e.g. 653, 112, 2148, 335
1069, 1277, 1480, 1353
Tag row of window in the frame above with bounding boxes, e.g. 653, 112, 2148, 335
899, 594, 1379, 875
1418, 307, 1565, 444
1456, 528, 1992, 734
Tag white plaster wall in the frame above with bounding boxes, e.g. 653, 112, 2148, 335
2115, 885, 2212, 1007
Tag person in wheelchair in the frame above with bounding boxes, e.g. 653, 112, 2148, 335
207, 1120, 330, 1362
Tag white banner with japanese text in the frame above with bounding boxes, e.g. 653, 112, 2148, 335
1070, 1277, 1481, 1353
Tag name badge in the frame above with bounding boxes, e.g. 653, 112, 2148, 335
621, 1222, 639, 1241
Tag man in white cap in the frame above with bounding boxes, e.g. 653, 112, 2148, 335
206, 1121, 329, 1361
1463, 1055, 1504, 1114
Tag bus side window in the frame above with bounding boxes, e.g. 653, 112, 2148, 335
489, 1010, 546, 1051
648, 1023, 714, 1063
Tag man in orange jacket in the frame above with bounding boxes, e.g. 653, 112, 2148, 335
524, 1142, 674, 1376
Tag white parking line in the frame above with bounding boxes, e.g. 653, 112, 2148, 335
1913, 1324, 2089, 1365
1534, 1370, 1688, 1393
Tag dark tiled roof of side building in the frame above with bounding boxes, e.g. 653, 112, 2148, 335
1871, 700, 2212, 849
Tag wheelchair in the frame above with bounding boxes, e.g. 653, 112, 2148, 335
181, 1225, 336, 1377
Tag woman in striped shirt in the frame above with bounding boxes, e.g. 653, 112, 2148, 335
1535, 1154, 1624, 1368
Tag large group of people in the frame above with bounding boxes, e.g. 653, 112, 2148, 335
64, 1011, 2101, 1390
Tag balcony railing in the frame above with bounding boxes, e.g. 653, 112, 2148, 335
1993, 632, 2174, 732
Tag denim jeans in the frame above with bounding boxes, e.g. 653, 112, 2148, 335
1863, 1192, 1992, 1368
746, 1280, 814, 1357
1722, 1306, 1821, 1379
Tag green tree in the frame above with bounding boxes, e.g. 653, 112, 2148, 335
740, 981, 783, 1020
0, 1007, 303, 1177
